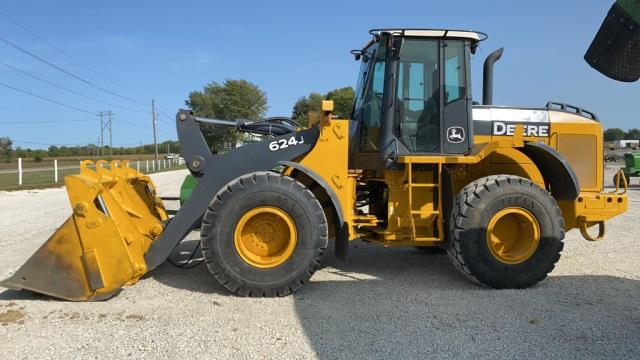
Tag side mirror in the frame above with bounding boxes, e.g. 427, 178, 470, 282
350, 49, 363, 61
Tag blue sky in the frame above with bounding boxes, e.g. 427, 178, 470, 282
0, 0, 637, 149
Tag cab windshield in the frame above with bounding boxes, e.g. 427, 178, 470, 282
353, 40, 387, 152
352, 43, 377, 117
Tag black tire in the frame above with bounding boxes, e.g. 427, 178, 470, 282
200, 172, 328, 297
447, 175, 565, 289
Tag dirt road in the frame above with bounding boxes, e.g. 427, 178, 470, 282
0, 168, 638, 359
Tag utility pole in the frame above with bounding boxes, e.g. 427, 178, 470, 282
151, 99, 158, 164
97, 111, 113, 158
107, 111, 113, 156
98, 111, 103, 157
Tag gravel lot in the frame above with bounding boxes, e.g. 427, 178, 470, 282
0, 166, 639, 359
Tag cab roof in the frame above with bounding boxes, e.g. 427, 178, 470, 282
362, 28, 487, 50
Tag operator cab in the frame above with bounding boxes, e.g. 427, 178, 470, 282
350, 29, 486, 169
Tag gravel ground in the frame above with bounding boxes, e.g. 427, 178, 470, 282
0, 166, 639, 359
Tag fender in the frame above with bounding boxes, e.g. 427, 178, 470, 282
519, 142, 580, 201
279, 161, 345, 226
280, 161, 349, 260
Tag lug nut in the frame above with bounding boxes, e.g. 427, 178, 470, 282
74, 202, 88, 215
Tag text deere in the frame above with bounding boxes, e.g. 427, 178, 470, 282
492, 121, 550, 137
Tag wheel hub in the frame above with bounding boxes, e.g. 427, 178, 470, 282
486, 207, 540, 264
234, 206, 297, 268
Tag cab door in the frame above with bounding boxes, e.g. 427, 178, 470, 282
394, 38, 473, 155
441, 40, 473, 154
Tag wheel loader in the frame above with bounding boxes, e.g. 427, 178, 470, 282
1, 29, 629, 300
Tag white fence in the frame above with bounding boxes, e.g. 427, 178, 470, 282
1, 157, 184, 188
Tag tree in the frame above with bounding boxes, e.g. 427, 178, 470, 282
625, 128, 640, 140
292, 92, 323, 127
604, 128, 626, 142
48, 145, 59, 157
291, 87, 355, 127
186, 79, 268, 151
0, 137, 13, 163
325, 86, 355, 118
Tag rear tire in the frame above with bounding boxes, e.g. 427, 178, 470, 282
447, 175, 564, 289
200, 172, 328, 297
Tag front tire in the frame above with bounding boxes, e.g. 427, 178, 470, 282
200, 172, 328, 297
447, 175, 564, 289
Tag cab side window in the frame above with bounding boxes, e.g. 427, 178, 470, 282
358, 42, 387, 152
395, 39, 440, 153
444, 41, 466, 105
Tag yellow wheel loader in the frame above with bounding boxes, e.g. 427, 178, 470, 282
1, 29, 629, 300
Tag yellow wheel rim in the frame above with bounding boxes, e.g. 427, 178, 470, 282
486, 207, 540, 265
234, 206, 297, 269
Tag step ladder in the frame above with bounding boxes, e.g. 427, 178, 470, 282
403, 160, 444, 242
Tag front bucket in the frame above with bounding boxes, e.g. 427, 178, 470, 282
0, 160, 168, 301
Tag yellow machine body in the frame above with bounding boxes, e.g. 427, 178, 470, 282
0, 161, 167, 301
0, 105, 628, 301
1, 28, 631, 300
290, 107, 628, 248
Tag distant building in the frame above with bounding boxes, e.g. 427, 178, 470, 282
614, 139, 639, 149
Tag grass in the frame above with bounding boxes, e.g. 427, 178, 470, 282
0, 162, 186, 191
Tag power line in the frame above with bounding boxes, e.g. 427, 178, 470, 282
0, 10, 151, 102
0, 81, 96, 115
157, 128, 175, 137
0, 34, 147, 107
153, 115, 177, 133
112, 118, 148, 128
0, 119, 92, 124
12, 139, 141, 147
12, 139, 95, 146
156, 107, 175, 120
0, 60, 147, 114
1, 117, 154, 129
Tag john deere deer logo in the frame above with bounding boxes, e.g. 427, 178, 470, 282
447, 127, 465, 143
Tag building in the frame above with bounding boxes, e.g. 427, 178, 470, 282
614, 139, 640, 149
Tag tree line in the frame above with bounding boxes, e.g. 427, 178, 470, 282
0, 137, 180, 163
604, 128, 640, 142
0, 79, 356, 162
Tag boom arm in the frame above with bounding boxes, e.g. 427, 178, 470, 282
144, 110, 319, 269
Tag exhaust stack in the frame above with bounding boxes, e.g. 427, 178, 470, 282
483, 48, 504, 105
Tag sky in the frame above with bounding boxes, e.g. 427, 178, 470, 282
0, 0, 637, 149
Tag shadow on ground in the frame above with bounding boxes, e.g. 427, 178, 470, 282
3, 238, 639, 359
149, 239, 228, 295
151, 239, 640, 359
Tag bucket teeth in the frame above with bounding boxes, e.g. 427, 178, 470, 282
0, 160, 168, 301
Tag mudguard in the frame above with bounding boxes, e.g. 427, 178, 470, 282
519, 142, 580, 201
